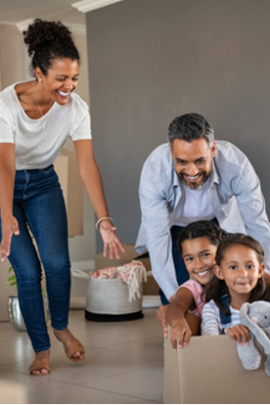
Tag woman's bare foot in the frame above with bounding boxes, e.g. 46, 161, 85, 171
53, 327, 85, 361
29, 349, 50, 375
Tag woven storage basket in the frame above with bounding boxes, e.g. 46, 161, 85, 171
72, 269, 144, 322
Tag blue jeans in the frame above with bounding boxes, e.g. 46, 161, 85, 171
0, 165, 71, 352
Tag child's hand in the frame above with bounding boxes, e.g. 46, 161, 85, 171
156, 305, 169, 339
170, 319, 192, 351
226, 325, 251, 346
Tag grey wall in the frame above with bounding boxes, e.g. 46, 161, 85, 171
86, 0, 270, 252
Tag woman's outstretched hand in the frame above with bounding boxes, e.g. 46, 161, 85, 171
0, 215, 20, 262
99, 220, 125, 259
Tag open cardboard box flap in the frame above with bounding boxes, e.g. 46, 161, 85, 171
164, 327, 270, 404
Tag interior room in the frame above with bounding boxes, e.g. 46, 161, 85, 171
1, 0, 270, 403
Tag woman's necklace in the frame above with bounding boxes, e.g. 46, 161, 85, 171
31, 81, 53, 119
32, 92, 44, 118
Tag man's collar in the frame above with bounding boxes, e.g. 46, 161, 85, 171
212, 158, 220, 185
172, 157, 220, 188
172, 166, 179, 188
172, 160, 179, 188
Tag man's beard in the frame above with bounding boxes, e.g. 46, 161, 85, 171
177, 167, 212, 190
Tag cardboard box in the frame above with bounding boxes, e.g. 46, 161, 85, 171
95, 244, 159, 296
164, 327, 270, 404
54, 148, 83, 237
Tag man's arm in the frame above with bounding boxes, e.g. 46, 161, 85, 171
138, 167, 178, 301
232, 155, 270, 271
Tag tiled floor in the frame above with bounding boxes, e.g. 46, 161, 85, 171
0, 308, 164, 404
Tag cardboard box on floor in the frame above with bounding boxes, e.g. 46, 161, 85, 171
164, 327, 270, 404
95, 244, 159, 295
54, 148, 83, 237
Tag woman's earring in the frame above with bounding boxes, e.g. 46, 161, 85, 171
39, 79, 42, 82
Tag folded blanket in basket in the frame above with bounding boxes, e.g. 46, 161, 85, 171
90, 261, 147, 302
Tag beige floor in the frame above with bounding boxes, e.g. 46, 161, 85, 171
0, 308, 164, 404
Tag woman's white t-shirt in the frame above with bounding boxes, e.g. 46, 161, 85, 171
0, 82, 92, 170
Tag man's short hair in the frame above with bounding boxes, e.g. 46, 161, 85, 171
168, 113, 214, 148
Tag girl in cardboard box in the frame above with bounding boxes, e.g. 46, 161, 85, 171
166, 220, 227, 350
201, 234, 270, 343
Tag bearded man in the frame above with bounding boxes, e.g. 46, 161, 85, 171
135, 113, 270, 323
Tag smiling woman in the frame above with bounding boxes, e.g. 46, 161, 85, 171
0, 19, 124, 376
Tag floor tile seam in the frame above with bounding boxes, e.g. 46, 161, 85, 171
100, 347, 164, 356
0, 369, 87, 393
79, 339, 158, 350
61, 383, 159, 404
0, 337, 31, 342
96, 338, 164, 352
75, 362, 164, 385
0, 370, 75, 395
0, 357, 164, 374
0, 361, 34, 369
4, 375, 159, 404
42, 362, 163, 386
0, 345, 150, 369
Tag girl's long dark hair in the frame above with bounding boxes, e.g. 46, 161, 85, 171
204, 234, 270, 315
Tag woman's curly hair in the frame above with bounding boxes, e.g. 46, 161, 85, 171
23, 19, 80, 76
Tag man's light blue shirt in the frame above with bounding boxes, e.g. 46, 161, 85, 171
135, 141, 270, 300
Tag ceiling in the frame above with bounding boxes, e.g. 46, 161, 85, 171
0, 0, 85, 26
